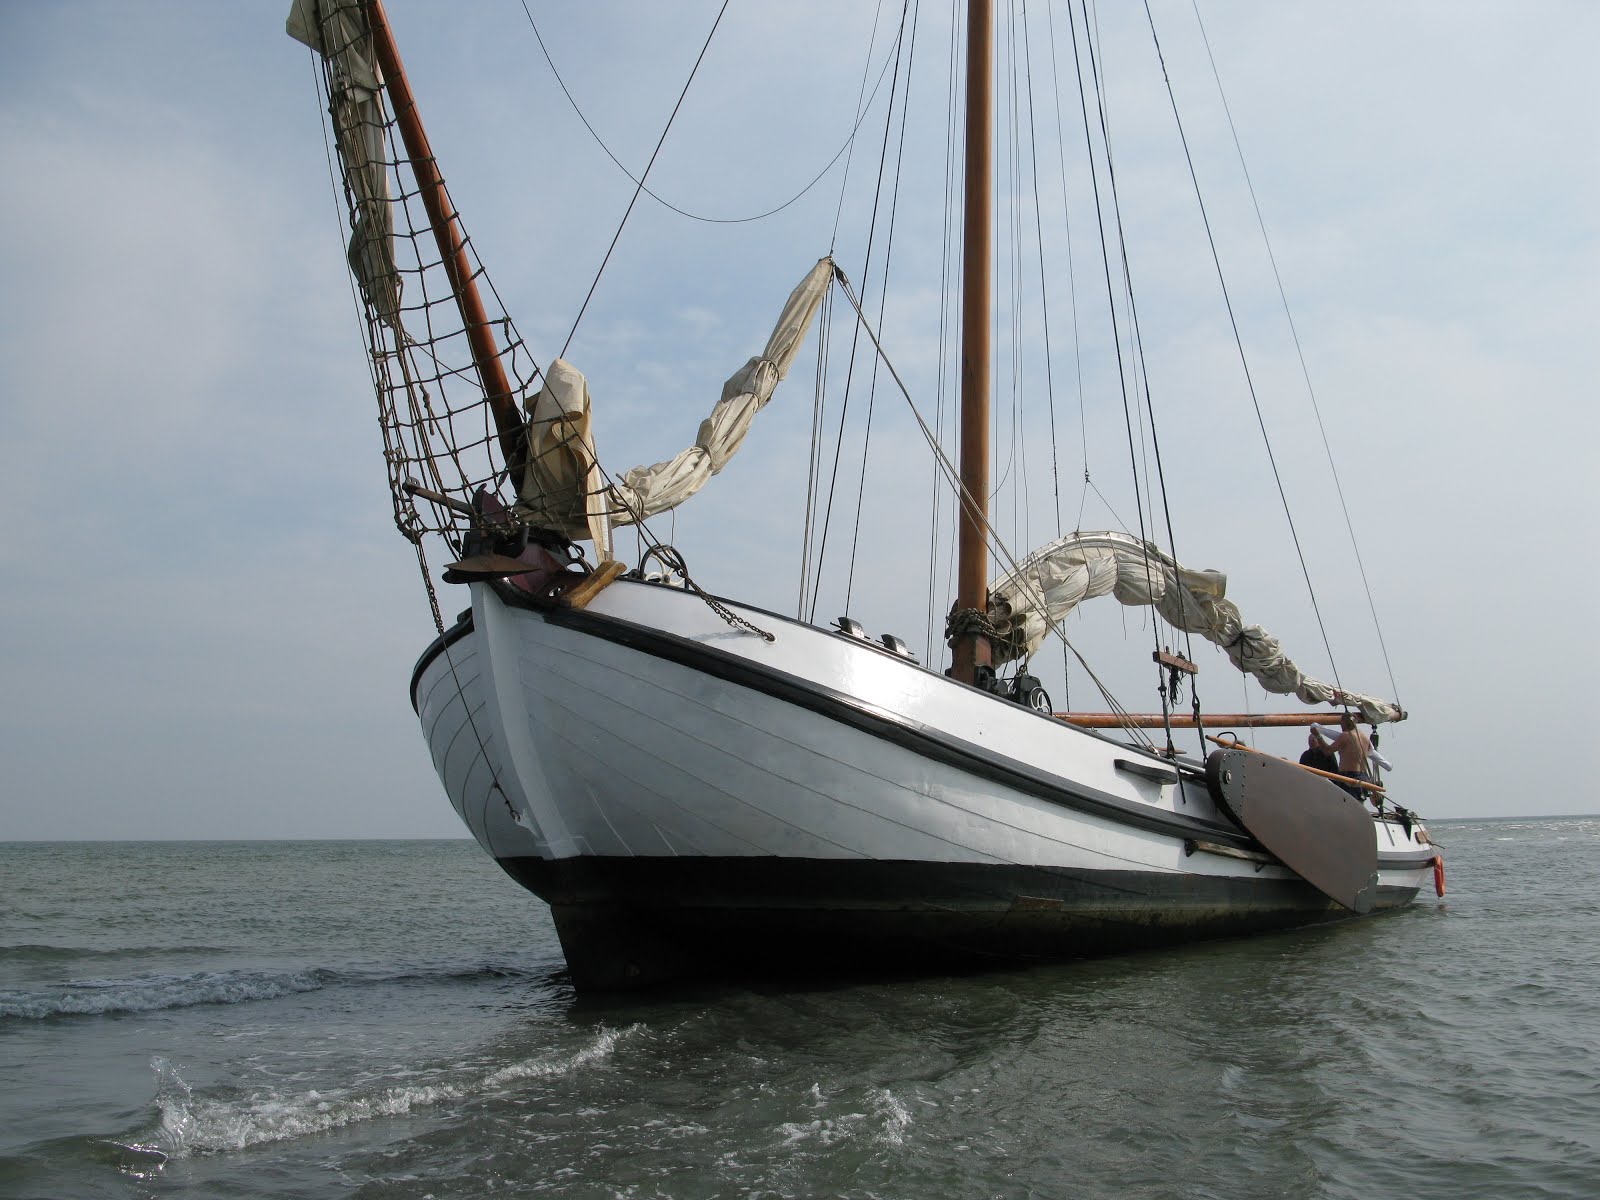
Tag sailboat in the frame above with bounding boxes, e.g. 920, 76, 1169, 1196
289, 0, 1442, 990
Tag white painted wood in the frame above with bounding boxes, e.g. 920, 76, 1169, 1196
412, 580, 1436, 896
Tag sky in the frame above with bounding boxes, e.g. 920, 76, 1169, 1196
1, 1, 1596, 840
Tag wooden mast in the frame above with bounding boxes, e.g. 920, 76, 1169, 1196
364, 0, 526, 474
952, 0, 993, 685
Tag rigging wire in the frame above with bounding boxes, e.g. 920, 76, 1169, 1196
1004, 0, 1035, 570
833, 268, 1156, 748
994, 0, 1025, 557
1041, 0, 1093, 535
553, 0, 731, 361
846, 0, 924, 612
803, 0, 895, 615
831, 0, 898, 252
809, 0, 914, 623
1078, 0, 1208, 745
1039, 0, 1094, 706
518, 1, 902, 227
1189, 0, 1401, 706
1064, 0, 1173, 733
1019, 0, 1065, 540
1139, 0, 1347, 700
798, 289, 835, 616
925, 0, 966, 661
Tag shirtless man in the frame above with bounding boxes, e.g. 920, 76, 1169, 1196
1310, 714, 1381, 802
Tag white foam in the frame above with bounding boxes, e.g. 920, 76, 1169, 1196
778, 1086, 914, 1149
142, 1024, 641, 1157
872, 1087, 913, 1146
0, 970, 324, 1020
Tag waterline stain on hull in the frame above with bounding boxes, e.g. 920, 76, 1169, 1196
496, 856, 1422, 990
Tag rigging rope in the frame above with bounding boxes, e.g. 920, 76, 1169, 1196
802, 0, 895, 618
1188, 0, 1401, 707
797, 288, 835, 617
1064, 0, 1174, 740
555, 0, 731, 361
832, 268, 1156, 749
925, 0, 965, 662
1019, 0, 1065, 541
846, 0, 923, 612
518, 1, 905, 227
808, 0, 915, 623
831, 0, 898, 252
1040, 1, 1093, 535
1139, 0, 1347, 706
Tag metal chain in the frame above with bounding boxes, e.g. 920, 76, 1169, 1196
642, 545, 774, 642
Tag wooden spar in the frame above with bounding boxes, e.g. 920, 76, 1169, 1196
364, 0, 526, 474
1059, 712, 1371, 729
951, 0, 993, 686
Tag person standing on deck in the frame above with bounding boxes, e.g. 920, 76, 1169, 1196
1310, 714, 1380, 803
1299, 731, 1339, 775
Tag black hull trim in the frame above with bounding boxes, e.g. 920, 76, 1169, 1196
410, 610, 475, 712
496, 855, 1419, 992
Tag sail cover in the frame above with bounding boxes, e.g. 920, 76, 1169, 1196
516, 258, 833, 552
989, 531, 1402, 723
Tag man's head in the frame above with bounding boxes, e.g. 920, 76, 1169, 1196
1340, 713, 1357, 731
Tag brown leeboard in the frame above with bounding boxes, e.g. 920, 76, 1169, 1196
1205, 749, 1378, 914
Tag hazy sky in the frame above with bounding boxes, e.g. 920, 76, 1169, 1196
1, 1, 1595, 840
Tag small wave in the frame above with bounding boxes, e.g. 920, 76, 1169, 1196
341, 959, 549, 988
0, 969, 326, 1020
0, 957, 553, 1021
136, 1026, 639, 1156
0, 943, 234, 963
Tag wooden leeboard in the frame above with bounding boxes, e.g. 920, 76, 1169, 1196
442, 554, 547, 583
1205, 749, 1378, 914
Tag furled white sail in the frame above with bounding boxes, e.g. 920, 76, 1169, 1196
516, 258, 834, 552
989, 531, 1402, 723
287, 0, 402, 330
519, 359, 613, 557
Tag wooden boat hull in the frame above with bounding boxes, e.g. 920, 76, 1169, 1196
411, 579, 1434, 991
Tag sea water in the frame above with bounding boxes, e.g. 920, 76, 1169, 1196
1, 820, 1596, 1199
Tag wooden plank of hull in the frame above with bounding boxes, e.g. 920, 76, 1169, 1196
1204, 748, 1379, 914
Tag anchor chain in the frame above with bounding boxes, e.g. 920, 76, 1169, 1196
641, 545, 774, 642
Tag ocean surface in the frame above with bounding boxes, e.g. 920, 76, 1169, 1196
2, 819, 1596, 1199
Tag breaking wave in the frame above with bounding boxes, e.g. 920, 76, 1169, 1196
134, 1027, 637, 1156
0, 958, 550, 1021
778, 1087, 914, 1149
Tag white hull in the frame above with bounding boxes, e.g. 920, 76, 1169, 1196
412, 579, 1434, 989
